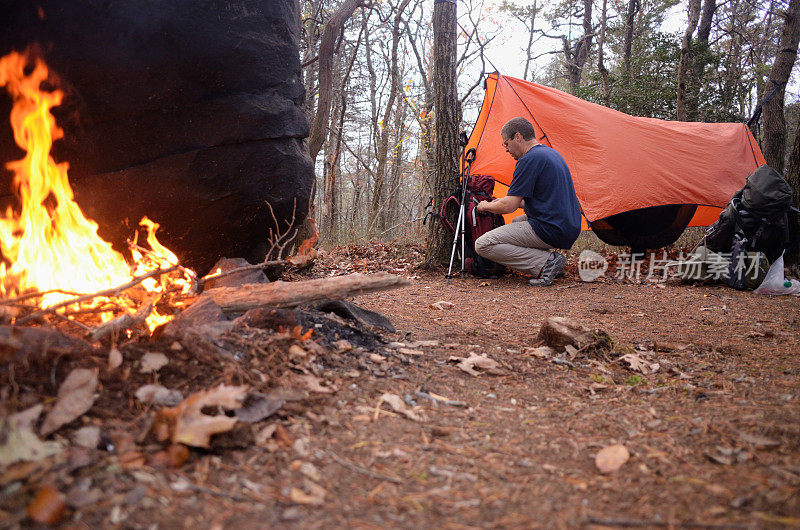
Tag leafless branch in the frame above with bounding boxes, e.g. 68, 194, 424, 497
0, 288, 84, 306
16, 265, 178, 325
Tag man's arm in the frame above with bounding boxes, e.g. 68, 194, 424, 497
476, 195, 523, 215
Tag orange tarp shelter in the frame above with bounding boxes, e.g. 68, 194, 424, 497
464, 73, 766, 235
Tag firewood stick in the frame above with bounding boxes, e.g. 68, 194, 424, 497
16, 265, 178, 325
0, 288, 84, 306
204, 272, 410, 314
88, 298, 155, 342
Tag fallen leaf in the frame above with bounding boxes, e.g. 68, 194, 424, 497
292, 460, 322, 482
523, 346, 555, 358
408, 340, 439, 348
8, 404, 43, 431
234, 393, 284, 423
619, 353, 659, 374
288, 344, 308, 360
289, 485, 324, 505
255, 424, 278, 446
379, 393, 424, 422
149, 444, 190, 468
705, 452, 733, 466
0, 421, 63, 467
26, 486, 66, 525
448, 353, 503, 376
739, 432, 780, 448
595, 444, 630, 473
41, 368, 99, 436
430, 301, 454, 310
108, 347, 123, 371
73, 426, 100, 449
118, 450, 147, 469
333, 340, 352, 353
135, 384, 184, 407
65, 478, 103, 509
292, 374, 336, 394
274, 424, 293, 448
158, 385, 247, 448
398, 348, 423, 356
140, 352, 169, 373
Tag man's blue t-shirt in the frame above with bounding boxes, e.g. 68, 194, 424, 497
506, 144, 580, 249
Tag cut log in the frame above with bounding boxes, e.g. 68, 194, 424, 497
204, 273, 410, 314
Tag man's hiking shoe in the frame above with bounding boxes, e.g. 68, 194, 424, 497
529, 252, 567, 287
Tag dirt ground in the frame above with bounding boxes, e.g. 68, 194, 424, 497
2, 243, 800, 529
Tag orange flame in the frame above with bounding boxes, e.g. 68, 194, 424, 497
0, 51, 192, 330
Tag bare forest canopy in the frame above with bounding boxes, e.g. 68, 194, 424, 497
300, 0, 800, 246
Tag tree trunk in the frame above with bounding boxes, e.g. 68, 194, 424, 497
323, 93, 346, 242
786, 118, 800, 210
563, 0, 594, 92
763, 0, 800, 172
622, 0, 639, 76
597, 0, 611, 106
686, 0, 716, 120
523, 1, 538, 81
368, 0, 411, 232
676, 0, 701, 121
307, 0, 361, 162
424, 0, 459, 266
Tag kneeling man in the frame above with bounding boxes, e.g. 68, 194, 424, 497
475, 117, 580, 286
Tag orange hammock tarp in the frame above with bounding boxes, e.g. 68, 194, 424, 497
464, 73, 766, 230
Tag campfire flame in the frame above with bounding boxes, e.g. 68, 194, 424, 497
0, 51, 192, 330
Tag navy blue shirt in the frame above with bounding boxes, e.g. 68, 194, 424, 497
506, 144, 580, 249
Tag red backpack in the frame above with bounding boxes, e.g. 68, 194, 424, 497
440, 174, 505, 278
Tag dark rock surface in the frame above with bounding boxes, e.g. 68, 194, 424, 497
0, 0, 314, 274
203, 257, 269, 291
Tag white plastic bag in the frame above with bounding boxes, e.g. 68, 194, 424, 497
754, 253, 800, 295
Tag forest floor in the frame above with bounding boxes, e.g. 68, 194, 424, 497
2, 243, 800, 529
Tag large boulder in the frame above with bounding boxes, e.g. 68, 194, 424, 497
0, 0, 314, 273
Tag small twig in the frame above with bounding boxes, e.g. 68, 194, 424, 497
378, 216, 425, 236
0, 288, 83, 306
16, 266, 178, 325
555, 283, 581, 290
586, 516, 749, 529
640, 386, 674, 395
264, 200, 298, 260
327, 451, 403, 484
552, 357, 575, 369
173, 482, 255, 504
414, 391, 468, 408
88, 298, 156, 342
52, 312, 93, 332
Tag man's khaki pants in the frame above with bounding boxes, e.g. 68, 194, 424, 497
474, 215, 552, 276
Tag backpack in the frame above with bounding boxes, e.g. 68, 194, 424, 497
440, 174, 505, 278
704, 165, 800, 289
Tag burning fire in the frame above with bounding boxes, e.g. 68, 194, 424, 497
0, 50, 192, 330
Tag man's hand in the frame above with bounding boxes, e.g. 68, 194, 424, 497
476, 195, 523, 215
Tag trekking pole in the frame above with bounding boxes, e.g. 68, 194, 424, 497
445, 197, 465, 284
445, 147, 476, 284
